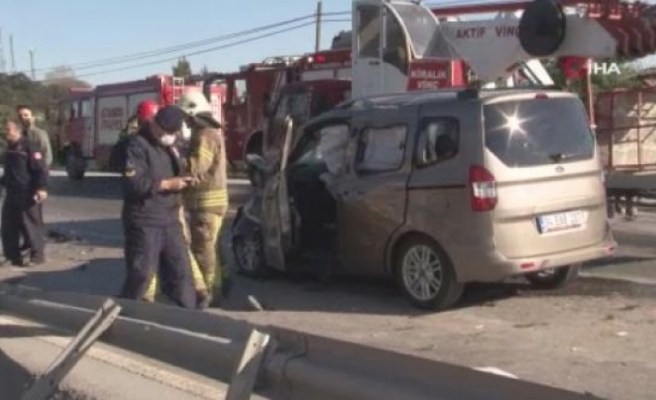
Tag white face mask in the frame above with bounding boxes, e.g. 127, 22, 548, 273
181, 122, 191, 140
159, 133, 177, 147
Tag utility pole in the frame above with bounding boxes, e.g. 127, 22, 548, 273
9, 34, 15, 72
29, 48, 35, 79
315, 0, 322, 52
0, 29, 6, 73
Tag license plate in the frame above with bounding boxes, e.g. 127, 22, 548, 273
537, 210, 585, 233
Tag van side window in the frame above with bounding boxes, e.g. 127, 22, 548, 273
416, 118, 459, 166
356, 125, 407, 173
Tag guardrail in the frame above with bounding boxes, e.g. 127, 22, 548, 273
0, 285, 606, 400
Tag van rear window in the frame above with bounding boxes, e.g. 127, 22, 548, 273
483, 97, 595, 167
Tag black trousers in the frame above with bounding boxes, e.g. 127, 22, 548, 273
1, 193, 45, 263
120, 221, 196, 309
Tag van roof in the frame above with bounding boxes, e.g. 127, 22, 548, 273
335, 87, 576, 110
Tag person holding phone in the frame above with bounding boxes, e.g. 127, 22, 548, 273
118, 106, 196, 308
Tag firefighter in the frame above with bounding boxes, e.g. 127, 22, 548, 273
177, 92, 230, 306
109, 115, 138, 172
119, 106, 196, 308
0, 120, 48, 267
110, 100, 160, 174
126, 102, 208, 306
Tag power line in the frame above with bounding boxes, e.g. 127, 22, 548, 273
20, 11, 349, 75
75, 19, 350, 79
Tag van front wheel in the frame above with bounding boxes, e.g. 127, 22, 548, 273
395, 237, 463, 311
525, 264, 579, 290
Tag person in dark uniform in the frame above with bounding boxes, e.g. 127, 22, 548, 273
119, 106, 196, 309
0, 120, 48, 266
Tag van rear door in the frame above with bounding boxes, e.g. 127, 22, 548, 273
483, 94, 607, 259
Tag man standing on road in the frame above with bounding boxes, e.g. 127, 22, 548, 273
0, 120, 48, 267
177, 92, 231, 307
16, 105, 53, 168
16, 105, 53, 260
119, 106, 196, 308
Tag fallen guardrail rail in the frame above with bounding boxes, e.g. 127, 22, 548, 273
0, 285, 606, 400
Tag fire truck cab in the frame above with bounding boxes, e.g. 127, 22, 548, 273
57, 75, 225, 180
203, 54, 351, 166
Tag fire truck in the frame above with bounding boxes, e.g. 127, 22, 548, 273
56, 74, 226, 179
199, 50, 351, 167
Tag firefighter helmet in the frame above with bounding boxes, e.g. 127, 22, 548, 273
177, 91, 212, 116
136, 100, 159, 122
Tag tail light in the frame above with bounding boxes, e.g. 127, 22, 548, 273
469, 165, 497, 211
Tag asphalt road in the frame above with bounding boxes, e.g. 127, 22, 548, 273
4, 173, 656, 399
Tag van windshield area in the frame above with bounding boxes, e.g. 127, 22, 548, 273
484, 97, 595, 167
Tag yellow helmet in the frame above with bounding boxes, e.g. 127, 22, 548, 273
177, 91, 212, 116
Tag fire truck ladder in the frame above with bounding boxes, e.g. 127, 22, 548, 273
171, 76, 185, 104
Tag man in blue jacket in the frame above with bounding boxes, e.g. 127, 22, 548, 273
118, 106, 196, 309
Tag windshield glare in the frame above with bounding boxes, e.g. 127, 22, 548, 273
484, 97, 595, 167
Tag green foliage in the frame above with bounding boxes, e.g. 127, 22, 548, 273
0, 69, 90, 162
172, 57, 192, 77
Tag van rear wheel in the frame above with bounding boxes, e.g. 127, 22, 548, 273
395, 237, 463, 311
525, 264, 579, 290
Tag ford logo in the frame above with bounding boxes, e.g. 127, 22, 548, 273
556, 166, 564, 173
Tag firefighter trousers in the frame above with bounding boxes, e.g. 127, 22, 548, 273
189, 211, 224, 297
1, 194, 45, 263
119, 222, 196, 309
144, 207, 206, 302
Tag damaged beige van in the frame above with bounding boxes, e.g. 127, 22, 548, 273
231, 88, 616, 310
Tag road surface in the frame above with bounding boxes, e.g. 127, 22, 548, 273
1, 173, 656, 400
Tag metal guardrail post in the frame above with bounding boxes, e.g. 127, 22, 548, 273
21, 298, 121, 400
225, 329, 273, 400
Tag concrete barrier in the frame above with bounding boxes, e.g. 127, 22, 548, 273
0, 285, 606, 400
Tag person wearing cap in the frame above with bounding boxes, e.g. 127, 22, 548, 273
118, 105, 196, 309
177, 92, 230, 307
142, 122, 209, 307
109, 100, 160, 173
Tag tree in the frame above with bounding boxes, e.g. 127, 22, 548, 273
172, 57, 192, 77
43, 65, 91, 89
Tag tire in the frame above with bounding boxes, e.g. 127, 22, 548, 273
525, 264, 579, 290
232, 230, 268, 279
395, 236, 464, 311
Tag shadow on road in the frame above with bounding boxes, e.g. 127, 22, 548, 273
48, 219, 123, 248
0, 349, 34, 399
13, 258, 124, 297
0, 324, 67, 339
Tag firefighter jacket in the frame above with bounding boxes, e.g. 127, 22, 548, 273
23, 126, 53, 167
0, 138, 48, 195
183, 113, 228, 214
122, 128, 184, 227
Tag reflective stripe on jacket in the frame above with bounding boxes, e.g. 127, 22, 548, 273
183, 114, 228, 214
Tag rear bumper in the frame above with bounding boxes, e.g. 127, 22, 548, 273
462, 233, 616, 283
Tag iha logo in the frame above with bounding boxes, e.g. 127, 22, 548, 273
563, 57, 621, 77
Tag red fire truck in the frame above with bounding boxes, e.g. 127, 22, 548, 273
199, 50, 352, 167
56, 74, 226, 179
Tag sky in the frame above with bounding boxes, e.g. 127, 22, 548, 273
1, 0, 656, 86
0, 0, 353, 85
